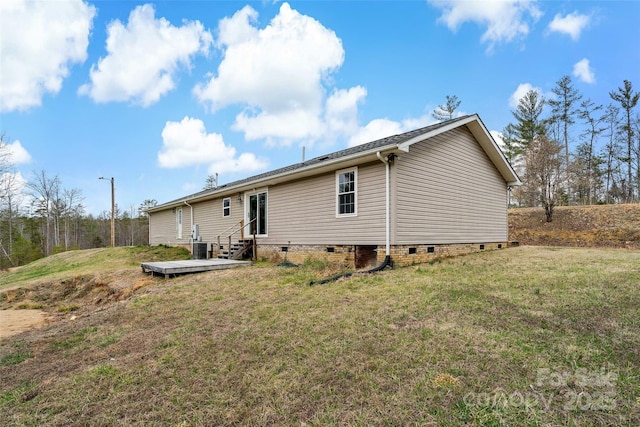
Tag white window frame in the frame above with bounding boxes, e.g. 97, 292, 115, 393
336, 167, 358, 217
176, 208, 183, 239
222, 197, 231, 217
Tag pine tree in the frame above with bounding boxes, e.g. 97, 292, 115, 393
577, 99, 605, 204
510, 90, 546, 148
547, 76, 582, 203
432, 95, 461, 121
609, 80, 639, 201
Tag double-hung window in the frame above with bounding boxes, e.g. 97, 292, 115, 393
336, 168, 357, 216
222, 197, 230, 217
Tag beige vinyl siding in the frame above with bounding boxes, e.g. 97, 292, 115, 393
150, 197, 245, 246
149, 207, 191, 246
263, 162, 386, 245
192, 197, 244, 242
395, 126, 507, 244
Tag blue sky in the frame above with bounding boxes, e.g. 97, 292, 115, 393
1, 0, 639, 216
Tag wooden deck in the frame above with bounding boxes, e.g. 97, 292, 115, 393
141, 259, 252, 278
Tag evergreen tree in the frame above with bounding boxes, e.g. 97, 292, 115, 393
203, 174, 218, 190
510, 89, 546, 149
547, 76, 582, 171
577, 99, 605, 204
432, 95, 461, 121
609, 80, 639, 201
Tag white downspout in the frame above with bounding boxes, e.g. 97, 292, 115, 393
184, 201, 193, 245
376, 152, 390, 257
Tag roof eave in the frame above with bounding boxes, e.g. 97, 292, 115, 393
146, 144, 404, 212
397, 114, 521, 185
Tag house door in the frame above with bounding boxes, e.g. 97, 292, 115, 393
247, 191, 267, 236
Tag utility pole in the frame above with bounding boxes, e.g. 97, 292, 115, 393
99, 176, 115, 247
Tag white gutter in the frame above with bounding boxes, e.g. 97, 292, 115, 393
376, 151, 390, 257
148, 146, 405, 213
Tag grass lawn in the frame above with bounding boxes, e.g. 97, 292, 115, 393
1, 246, 639, 426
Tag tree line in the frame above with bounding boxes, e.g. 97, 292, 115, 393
503, 78, 638, 221
437, 78, 638, 221
0, 144, 157, 268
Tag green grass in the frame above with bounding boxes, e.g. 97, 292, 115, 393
0, 246, 638, 426
0, 342, 32, 366
0, 245, 190, 290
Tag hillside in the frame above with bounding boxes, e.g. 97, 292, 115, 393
509, 203, 640, 248
1, 247, 638, 426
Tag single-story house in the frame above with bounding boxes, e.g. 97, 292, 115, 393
146, 114, 520, 268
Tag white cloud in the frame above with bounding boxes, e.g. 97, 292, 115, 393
509, 83, 541, 109
0, 171, 27, 206
348, 113, 436, 147
348, 119, 404, 147
573, 58, 595, 84
324, 86, 367, 140
491, 130, 505, 150
547, 11, 590, 41
428, 0, 542, 51
194, 3, 351, 146
0, 0, 95, 112
79, 4, 212, 106
6, 140, 32, 164
158, 116, 267, 175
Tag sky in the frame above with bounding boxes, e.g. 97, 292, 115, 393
1, 0, 639, 216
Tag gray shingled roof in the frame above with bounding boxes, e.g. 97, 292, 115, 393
152, 115, 472, 209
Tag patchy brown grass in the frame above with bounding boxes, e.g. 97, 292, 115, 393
509, 203, 640, 248
1, 246, 638, 426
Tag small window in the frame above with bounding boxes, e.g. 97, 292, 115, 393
427, 246, 435, 253
408, 247, 417, 254
336, 168, 357, 216
480, 244, 485, 250
177, 208, 183, 239
223, 197, 230, 217
326, 247, 335, 253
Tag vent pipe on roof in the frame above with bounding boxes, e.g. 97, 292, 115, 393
302, 146, 306, 162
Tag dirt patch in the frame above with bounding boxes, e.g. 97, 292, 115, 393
0, 269, 160, 339
509, 204, 640, 248
0, 309, 51, 339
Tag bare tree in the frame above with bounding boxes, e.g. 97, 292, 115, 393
522, 136, 564, 222
432, 95, 461, 121
0, 133, 11, 175
62, 188, 84, 249
27, 170, 60, 256
0, 173, 22, 263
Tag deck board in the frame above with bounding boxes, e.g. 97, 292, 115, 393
141, 259, 251, 277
